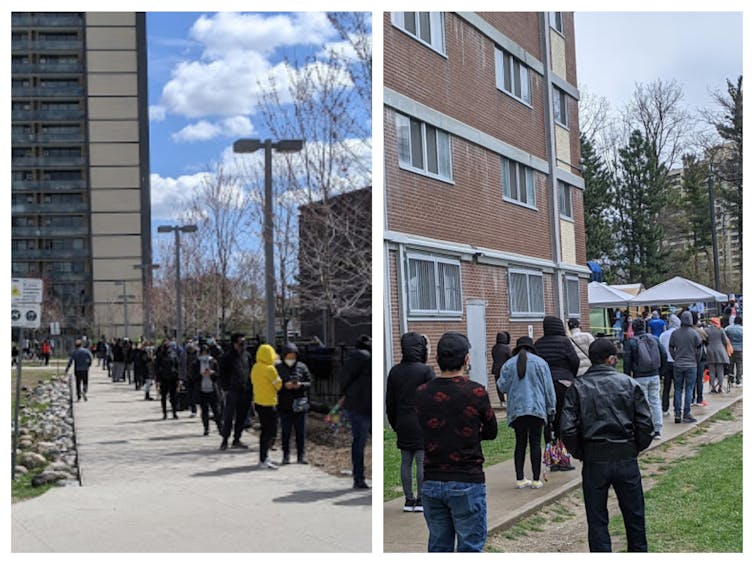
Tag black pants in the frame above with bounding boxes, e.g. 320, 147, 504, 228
160, 378, 178, 417
134, 366, 144, 390
512, 415, 544, 481
186, 378, 197, 414
280, 411, 306, 460
545, 380, 569, 441
199, 390, 221, 433
582, 458, 647, 552
256, 404, 278, 463
222, 388, 252, 442
661, 363, 674, 413
74, 370, 89, 400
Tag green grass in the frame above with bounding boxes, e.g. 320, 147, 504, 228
384, 421, 516, 501
609, 433, 742, 552
12, 468, 56, 502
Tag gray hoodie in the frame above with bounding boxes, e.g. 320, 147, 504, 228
658, 315, 681, 363
668, 312, 702, 368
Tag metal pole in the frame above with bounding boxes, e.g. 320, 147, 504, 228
12, 328, 24, 480
708, 171, 721, 292
175, 228, 182, 345
264, 139, 275, 345
123, 287, 129, 340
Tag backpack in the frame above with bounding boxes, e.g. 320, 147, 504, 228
636, 334, 660, 374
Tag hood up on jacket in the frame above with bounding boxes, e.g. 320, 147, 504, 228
400, 332, 427, 363
543, 316, 566, 336
282, 342, 299, 357
255, 343, 276, 366
496, 331, 510, 345
681, 311, 694, 327
668, 314, 681, 329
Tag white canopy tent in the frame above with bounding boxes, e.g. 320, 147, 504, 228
629, 276, 727, 306
588, 282, 634, 307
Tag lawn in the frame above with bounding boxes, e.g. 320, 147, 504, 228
609, 432, 743, 552
384, 421, 516, 501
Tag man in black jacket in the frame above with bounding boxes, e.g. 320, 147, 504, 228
339, 335, 372, 489
561, 338, 654, 553
218, 333, 253, 451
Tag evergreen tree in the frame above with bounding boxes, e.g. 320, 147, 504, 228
581, 134, 614, 269
613, 130, 671, 286
679, 154, 713, 284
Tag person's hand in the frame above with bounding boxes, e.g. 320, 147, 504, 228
284, 381, 296, 390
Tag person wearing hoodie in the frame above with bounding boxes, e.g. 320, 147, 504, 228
497, 336, 556, 489
191, 345, 221, 436
705, 317, 731, 394
386, 333, 436, 512
535, 316, 579, 471
251, 343, 283, 469
277, 343, 312, 465
339, 335, 372, 489
490, 332, 512, 406
568, 318, 595, 376
218, 333, 253, 451
668, 312, 703, 423
724, 316, 743, 387
647, 310, 667, 338
658, 314, 681, 415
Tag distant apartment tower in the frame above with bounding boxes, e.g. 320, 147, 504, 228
384, 12, 588, 389
11, 12, 151, 340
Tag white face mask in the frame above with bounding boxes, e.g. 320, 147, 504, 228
284, 358, 296, 367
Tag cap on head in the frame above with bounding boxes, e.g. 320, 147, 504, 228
436, 332, 470, 372
588, 338, 617, 364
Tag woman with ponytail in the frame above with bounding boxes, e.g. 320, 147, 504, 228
497, 336, 556, 489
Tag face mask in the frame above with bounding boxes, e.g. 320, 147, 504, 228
284, 358, 296, 367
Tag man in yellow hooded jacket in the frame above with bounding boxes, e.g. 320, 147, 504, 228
251, 343, 283, 469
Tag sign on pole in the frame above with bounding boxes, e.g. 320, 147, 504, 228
50, 321, 61, 335
12, 303, 41, 329
11, 278, 44, 305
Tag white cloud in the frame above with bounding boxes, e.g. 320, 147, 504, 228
172, 116, 255, 143
149, 105, 166, 122
150, 172, 209, 221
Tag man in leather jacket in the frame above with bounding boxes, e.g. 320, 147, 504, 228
560, 338, 653, 553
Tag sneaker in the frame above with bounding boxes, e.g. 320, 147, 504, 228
219, 439, 228, 451
663, 410, 670, 417
353, 481, 370, 489
282, 456, 291, 465
77, 397, 81, 402
413, 498, 423, 512
83, 392, 87, 402
690, 402, 700, 407
203, 429, 209, 436
173, 413, 179, 419
653, 432, 662, 440
682, 416, 698, 423
259, 460, 279, 470
231, 440, 249, 449
516, 478, 532, 489
297, 458, 309, 465
403, 498, 415, 512
189, 412, 196, 418
699, 400, 709, 407
530, 480, 544, 489
549, 465, 561, 472
559, 464, 576, 471
163, 413, 167, 420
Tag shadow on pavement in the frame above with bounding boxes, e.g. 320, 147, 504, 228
334, 494, 372, 507
192, 464, 259, 477
164, 448, 254, 457
272, 488, 358, 504
148, 433, 207, 441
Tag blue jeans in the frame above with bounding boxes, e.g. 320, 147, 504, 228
348, 410, 371, 484
673, 366, 697, 418
582, 459, 647, 552
422, 480, 487, 552
635, 375, 662, 433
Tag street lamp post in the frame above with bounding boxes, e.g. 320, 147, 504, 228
157, 224, 197, 345
233, 138, 304, 345
133, 263, 160, 339
708, 163, 721, 293
114, 281, 136, 339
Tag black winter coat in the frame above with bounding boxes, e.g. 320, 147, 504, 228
277, 360, 312, 413
490, 332, 511, 380
385, 333, 435, 450
340, 348, 371, 416
535, 316, 579, 382
218, 349, 252, 393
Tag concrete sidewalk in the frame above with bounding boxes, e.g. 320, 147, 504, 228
13, 366, 371, 552
384, 386, 743, 552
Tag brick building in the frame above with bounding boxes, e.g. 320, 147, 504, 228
383, 12, 589, 390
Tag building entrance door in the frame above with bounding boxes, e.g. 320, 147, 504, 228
466, 299, 487, 389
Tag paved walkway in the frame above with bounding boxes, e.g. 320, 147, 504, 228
384, 386, 743, 552
13, 365, 371, 552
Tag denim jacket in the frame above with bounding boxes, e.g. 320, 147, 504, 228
497, 352, 557, 426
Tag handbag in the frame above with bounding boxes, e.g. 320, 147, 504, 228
292, 396, 310, 413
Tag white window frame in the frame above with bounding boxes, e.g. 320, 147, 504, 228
549, 12, 564, 34
391, 12, 446, 55
494, 47, 532, 106
406, 252, 463, 317
559, 180, 573, 220
509, 269, 545, 317
553, 86, 568, 128
502, 157, 537, 209
396, 113, 453, 181
564, 276, 581, 318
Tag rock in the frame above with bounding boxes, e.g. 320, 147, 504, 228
31, 471, 67, 487
14, 465, 29, 476
17, 451, 46, 469
47, 461, 71, 473
35, 441, 61, 458
18, 439, 33, 449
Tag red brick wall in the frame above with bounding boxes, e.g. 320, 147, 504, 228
563, 12, 578, 88
477, 12, 543, 61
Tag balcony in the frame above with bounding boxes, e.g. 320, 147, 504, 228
12, 132, 85, 144
12, 225, 89, 238
12, 202, 88, 215
12, 14, 84, 28
12, 156, 86, 168
12, 39, 83, 52
12, 62, 84, 74
12, 108, 85, 121
12, 85, 85, 98
11, 248, 89, 260
12, 180, 87, 192
44, 272, 90, 283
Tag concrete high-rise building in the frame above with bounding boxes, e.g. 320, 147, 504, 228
383, 12, 588, 390
11, 12, 151, 341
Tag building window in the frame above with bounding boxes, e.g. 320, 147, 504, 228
564, 276, 581, 317
553, 87, 568, 127
509, 270, 545, 316
550, 12, 564, 34
502, 157, 536, 207
559, 181, 573, 219
391, 12, 445, 54
495, 48, 531, 105
407, 253, 462, 316
396, 113, 452, 180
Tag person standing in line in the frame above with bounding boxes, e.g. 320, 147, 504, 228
339, 335, 372, 489
41, 339, 51, 366
658, 314, 681, 416
184, 340, 199, 418
725, 316, 743, 387
218, 333, 253, 451
386, 332, 435, 512
561, 338, 654, 552
251, 343, 283, 469
156, 339, 180, 420
415, 332, 498, 552
623, 318, 666, 439
690, 312, 709, 406
132, 341, 147, 391
143, 341, 156, 401
66, 339, 93, 402
497, 336, 556, 489
647, 310, 667, 338
276, 343, 312, 465
568, 318, 595, 376
705, 317, 731, 393
668, 311, 703, 424
191, 345, 221, 436
111, 338, 125, 382
490, 331, 512, 407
